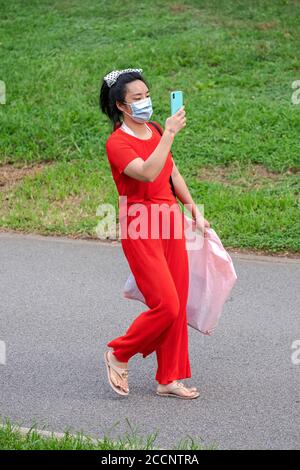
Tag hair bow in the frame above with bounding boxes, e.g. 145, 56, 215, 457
103, 68, 143, 87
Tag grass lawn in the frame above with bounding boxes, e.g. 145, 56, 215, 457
0, 0, 299, 254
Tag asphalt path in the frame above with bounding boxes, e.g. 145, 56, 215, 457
0, 231, 299, 449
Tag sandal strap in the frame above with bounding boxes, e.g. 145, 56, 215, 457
157, 381, 198, 396
176, 381, 197, 390
108, 356, 129, 379
170, 381, 188, 391
161, 381, 192, 393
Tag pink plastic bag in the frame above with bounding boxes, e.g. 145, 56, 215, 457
123, 215, 237, 335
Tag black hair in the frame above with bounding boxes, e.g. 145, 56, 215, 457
99, 71, 150, 131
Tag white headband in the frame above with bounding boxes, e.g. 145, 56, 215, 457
103, 68, 143, 88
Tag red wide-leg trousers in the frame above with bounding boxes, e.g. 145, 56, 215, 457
107, 201, 191, 385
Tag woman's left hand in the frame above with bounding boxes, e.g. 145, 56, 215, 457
193, 215, 211, 237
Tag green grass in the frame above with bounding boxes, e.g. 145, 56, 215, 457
0, 0, 299, 253
0, 418, 216, 450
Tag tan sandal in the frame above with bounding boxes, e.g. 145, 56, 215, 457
179, 382, 198, 393
104, 350, 129, 396
156, 381, 200, 399
157, 381, 198, 393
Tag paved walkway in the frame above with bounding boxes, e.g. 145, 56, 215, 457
0, 232, 299, 449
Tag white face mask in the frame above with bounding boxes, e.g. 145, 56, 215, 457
123, 96, 153, 123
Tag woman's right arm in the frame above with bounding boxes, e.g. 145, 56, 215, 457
123, 107, 186, 182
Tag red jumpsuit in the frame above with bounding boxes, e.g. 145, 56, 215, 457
105, 121, 191, 385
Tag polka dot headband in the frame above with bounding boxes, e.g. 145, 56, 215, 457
103, 68, 143, 88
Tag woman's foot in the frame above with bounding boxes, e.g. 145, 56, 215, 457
176, 382, 198, 393
157, 380, 200, 399
106, 349, 129, 394
158, 380, 198, 392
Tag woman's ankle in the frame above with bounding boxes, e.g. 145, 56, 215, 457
109, 349, 128, 367
159, 380, 176, 386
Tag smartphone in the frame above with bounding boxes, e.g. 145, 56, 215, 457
170, 90, 184, 115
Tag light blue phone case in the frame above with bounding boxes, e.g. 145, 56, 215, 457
170, 90, 183, 115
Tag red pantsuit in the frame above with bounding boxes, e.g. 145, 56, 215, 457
105, 121, 191, 384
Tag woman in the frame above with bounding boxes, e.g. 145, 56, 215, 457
99, 68, 210, 399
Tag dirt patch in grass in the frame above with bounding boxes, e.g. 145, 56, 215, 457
47, 194, 89, 226
0, 162, 51, 192
255, 21, 278, 31
197, 163, 299, 189
169, 2, 188, 13
224, 245, 300, 260
51, 194, 87, 209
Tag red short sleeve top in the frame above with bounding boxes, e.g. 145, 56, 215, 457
105, 121, 176, 205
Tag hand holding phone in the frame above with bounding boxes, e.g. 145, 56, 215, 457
165, 107, 186, 137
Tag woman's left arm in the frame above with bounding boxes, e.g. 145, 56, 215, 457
171, 159, 210, 229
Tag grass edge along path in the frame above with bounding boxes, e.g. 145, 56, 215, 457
0, 418, 217, 450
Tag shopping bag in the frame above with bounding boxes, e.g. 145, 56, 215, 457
123, 215, 237, 335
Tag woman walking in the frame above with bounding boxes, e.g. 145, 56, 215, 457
99, 68, 210, 399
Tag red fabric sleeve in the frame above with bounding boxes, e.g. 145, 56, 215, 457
106, 138, 141, 175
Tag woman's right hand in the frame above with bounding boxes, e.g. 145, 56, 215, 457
165, 106, 186, 136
